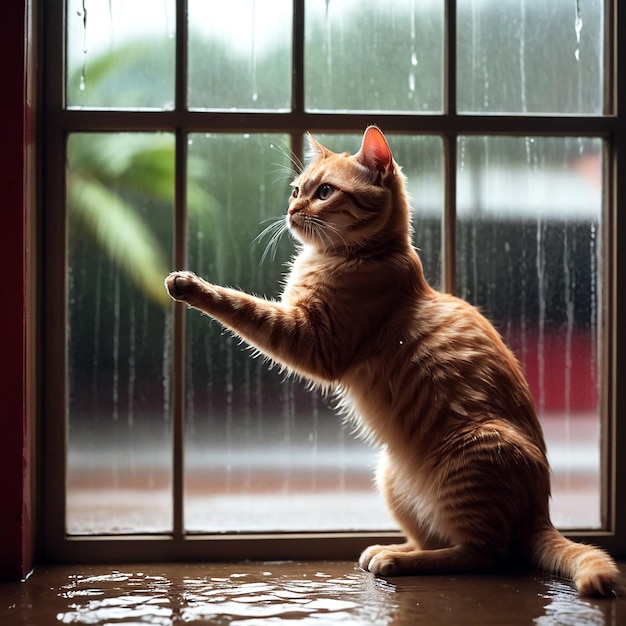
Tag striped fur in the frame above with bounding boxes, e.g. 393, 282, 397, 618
165, 127, 620, 597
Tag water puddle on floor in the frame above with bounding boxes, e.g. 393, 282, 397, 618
55, 564, 399, 625
4, 561, 624, 625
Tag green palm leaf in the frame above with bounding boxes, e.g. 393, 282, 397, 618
69, 174, 172, 308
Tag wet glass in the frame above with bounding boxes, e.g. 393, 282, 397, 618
456, 136, 603, 528
187, 0, 292, 111
305, 0, 444, 112
65, 0, 176, 109
457, 0, 604, 114
183, 133, 442, 532
66, 133, 175, 534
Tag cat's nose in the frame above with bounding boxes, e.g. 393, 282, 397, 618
288, 203, 301, 216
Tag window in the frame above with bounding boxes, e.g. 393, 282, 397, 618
42, 0, 626, 561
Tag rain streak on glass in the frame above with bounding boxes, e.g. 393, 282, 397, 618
305, 0, 444, 112
455, 136, 603, 528
66, 133, 175, 534
457, 0, 604, 114
66, 0, 176, 109
187, 0, 292, 111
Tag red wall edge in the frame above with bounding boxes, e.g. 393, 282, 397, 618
0, 0, 35, 580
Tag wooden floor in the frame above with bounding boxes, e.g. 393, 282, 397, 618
2, 560, 625, 625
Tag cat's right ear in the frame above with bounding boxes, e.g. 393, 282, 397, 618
305, 133, 331, 163
356, 126, 394, 183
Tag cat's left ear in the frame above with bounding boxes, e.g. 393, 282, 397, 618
356, 126, 394, 183
305, 133, 332, 163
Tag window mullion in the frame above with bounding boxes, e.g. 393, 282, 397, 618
172, 0, 189, 540
289, 0, 305, 177
443, 0, 457, 295
292, 0, 305, 117
444, 0, 457, 118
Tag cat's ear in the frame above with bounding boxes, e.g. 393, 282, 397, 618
305, 133, 332, 163
356, 126, 394, 182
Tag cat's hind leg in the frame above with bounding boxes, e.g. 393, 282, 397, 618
360, 449, 449, 573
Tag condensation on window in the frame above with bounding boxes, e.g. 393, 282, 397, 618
456, 136, 603, 528
305, 0, 444, 113
187, 0, 292, 111
66, 132, 176, 534
457, 0, 604, 114
66, 0, 176, 109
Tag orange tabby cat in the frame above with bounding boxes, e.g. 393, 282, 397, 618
165, 126, 620, 597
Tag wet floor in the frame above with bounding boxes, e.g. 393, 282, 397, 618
2, 560, 625, 625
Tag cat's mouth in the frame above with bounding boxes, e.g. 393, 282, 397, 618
287, 212, 304, 234
287, 212, 320, 247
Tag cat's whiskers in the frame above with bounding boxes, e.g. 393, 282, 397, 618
270, 167, 294, 185
269, 142, 304, 176
252, 216, 289, 266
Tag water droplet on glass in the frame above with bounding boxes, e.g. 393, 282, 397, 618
411, 51, 418, 66
252, 92, 259, 102
79, 74, 86, 91
575, 16, 583, 43
574, 5, 583, 61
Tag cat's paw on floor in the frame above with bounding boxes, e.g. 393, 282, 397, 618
360, 544, 404, 577
367, 552, 402, 577
359, 544, 384, 571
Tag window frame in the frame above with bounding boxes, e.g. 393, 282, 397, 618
41, 0, 626, 562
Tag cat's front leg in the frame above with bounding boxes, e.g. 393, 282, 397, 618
165, 271, 341, 382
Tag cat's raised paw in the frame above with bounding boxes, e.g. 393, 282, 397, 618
165, 271, 199, 302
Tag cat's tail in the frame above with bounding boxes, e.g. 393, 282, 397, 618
526, 524, 622, 597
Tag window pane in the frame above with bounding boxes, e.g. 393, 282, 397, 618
305, 0, 444, 112
66, 133, 175, 534
457, 0, 604, 114
188, 0, 292, 111
66, 0, 176, 109
183, 133, 442, 532
456, 136, 603, 528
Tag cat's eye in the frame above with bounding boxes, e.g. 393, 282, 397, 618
291, 186, 299, 198
316, 183, 334, 201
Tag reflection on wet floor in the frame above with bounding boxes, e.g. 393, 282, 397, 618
2, 561, 625, 625
56, 566, 395, 625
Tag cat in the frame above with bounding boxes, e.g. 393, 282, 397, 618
165, 126, 620, 597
